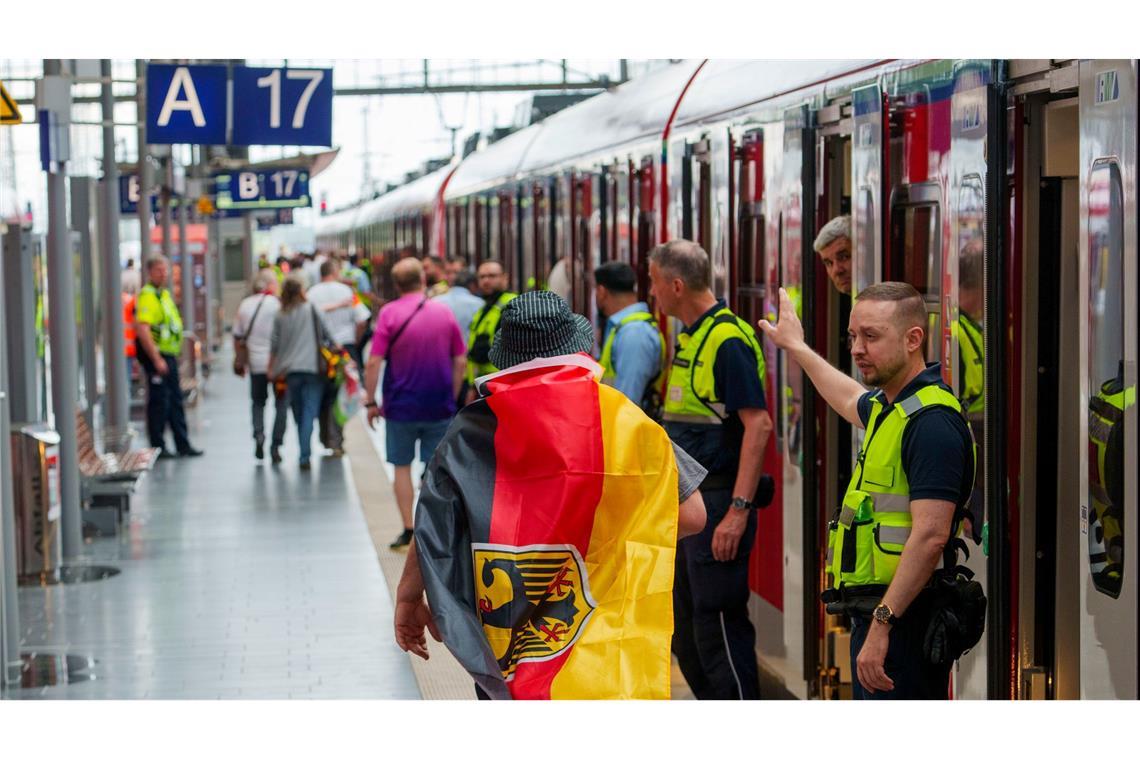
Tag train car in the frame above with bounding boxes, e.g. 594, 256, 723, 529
339, 59, 1139, 700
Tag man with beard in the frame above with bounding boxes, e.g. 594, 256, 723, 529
758, 282, 975, 699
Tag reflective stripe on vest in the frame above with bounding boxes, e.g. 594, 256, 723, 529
952, 315, 984, 415
662, 307, 766, 426
1087, 379, 1133, 569
465, 291, 517, 382
826, 383, 972, 590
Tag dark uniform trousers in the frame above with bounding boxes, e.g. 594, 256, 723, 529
145, 353, 192, 453
672, 486, 761, 699
848, 590, 953, 700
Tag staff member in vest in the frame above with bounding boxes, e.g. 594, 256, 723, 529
464, 260, 516, 403
135, 255, 203, 459
758, 282, 975, 699
649, 239, 772, 700
594, 261, 663, 416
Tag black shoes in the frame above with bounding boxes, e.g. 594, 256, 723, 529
270, 446, 282, 465
254, 440, 265, 460
389, 529, 413, 550
179, 448, 205, 458
157, 449, 177, 460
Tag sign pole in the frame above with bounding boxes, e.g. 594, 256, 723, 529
99, 59, 129, 441
0, 220, 22, 690
40, 60, 82, 560
159, 156, 172, 262
136, 60, 152, 265
178, 169, 193, 332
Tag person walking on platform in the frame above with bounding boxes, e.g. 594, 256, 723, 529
423, 255, 449, 298
758, 282, 979, 699
364, 258, 467, 550
135, 255, 203, 459
813, 215, 853, 296
464, 261, 516, 404
308, 258, 369, 456
233, 269, 288, 464
269, 275, 337, 471
435, 269, 484, 343
594, 261, 664, 417
444, 255, 467, 286
392, 290, 708, 699
649, 239, 772, 700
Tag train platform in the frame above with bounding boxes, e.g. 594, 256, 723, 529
8, 361, 428, 700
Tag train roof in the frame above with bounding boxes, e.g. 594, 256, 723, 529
443, 123, 545, 199
354, 164, 456, 227
515, 60, 705, 174
672, 59, 884, 128
314, 204, 360, 239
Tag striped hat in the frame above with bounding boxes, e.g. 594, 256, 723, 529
489, 291, 595, 369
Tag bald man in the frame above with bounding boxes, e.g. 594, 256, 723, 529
364, 257, 467, 549
759, 281, 977, 699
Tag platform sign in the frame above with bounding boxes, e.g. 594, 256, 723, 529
213, 168, 311, 211
231, 67, 333, 147
119, 174, 156, 214
146, 64, 228, 145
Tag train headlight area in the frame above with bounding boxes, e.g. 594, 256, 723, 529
1, 60, 1139, 714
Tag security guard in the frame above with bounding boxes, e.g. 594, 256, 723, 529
594, 261, 664, 417
464, 260, 516, 403
649, 239, 773, 700
759, 281, 975, 700
135, 255, 203, 459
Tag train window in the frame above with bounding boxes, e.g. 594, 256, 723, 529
1086, 160, 1127, 599
855, 186, 876, 293
890, 188, 942, 362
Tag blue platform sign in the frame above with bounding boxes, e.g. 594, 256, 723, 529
145, 64, 228, 145
213, 168, 311, 211
231, 67, 333, 147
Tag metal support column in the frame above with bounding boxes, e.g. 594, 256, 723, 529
178, 185, 192, 332
0, 232, 22, 690
1, 230, 38, 423
242, 211, 254, 285
41, 60, 83, 560
70, 177, 101, 420
99, 59, 128, 438
159, 156, 172, 262
136, 60, 152, 265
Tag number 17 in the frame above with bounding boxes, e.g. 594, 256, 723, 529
256, 69, 324, 129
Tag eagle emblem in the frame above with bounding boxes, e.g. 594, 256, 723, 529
472, 543, 596, 681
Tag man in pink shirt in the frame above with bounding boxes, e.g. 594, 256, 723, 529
364, 257, 467, 549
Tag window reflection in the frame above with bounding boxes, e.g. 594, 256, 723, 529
1087, 161, 1128, 599
956, 177, 986, 542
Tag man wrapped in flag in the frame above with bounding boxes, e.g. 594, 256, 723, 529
394, 290, 709, 699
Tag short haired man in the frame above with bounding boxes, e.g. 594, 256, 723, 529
233, 269, 287, 463
759, 282, 976, 699
423, 256, 449, 298
364, 257, 467, 550
444, 256, 467, 286
648, 239, 773, 700
392, 290, 709, 699
307, 258, 369, 456
464, 261, 517, 403
135, 255, 203, 458
434, 268, 485, 345
813, 215, 852, 295
594, 261, 663, 416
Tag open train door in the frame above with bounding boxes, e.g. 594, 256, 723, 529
947, 59, 995, 700
851, 84, 885, 294
1078, 59, 1138, 699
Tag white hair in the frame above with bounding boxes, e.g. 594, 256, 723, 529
253, 269, 277, 293
813, 215, 851, 253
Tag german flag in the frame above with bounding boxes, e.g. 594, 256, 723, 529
414, 356, 679, 699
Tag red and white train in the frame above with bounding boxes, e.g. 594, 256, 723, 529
317, 59, 1139, 700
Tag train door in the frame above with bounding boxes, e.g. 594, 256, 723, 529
851, 84, 886, 294
733, 129, 765, 325
631, 156, 656, 303
947, 60, 993, 700
814, 100, 855, 698
569, 171, 593, 316
1078, 59, 1138, 699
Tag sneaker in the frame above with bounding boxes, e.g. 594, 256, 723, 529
254, 440, 265, 460
299, 460, 311, 471
389, 529, 413, 550
270, 446, 282, 465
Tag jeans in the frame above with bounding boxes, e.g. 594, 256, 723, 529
318, 378, 344, 450
384, 418, 451, 466
286, 372, 325, 463
250, 373, 288, 447
672, 487, 760, 699
848, 591, 952, 699
144, 353, 192, 453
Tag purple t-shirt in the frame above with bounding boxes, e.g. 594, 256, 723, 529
371, 292, 466, 421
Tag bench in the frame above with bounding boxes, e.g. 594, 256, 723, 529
76, 410, 160, 482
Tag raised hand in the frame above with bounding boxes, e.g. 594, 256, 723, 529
756, 287, 805, 352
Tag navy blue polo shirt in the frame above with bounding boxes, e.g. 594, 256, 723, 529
665, 300, 767, 478
856, 362, 974, 506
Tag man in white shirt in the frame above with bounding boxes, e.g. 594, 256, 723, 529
307, 259, 369, 456
233, 269, 287, 463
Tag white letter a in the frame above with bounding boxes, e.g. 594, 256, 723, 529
156, 67, 207, 127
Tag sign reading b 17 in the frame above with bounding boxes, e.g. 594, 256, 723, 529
213, 168, 311, 211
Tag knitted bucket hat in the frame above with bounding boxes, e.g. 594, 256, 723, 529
488, 291, 595, 369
